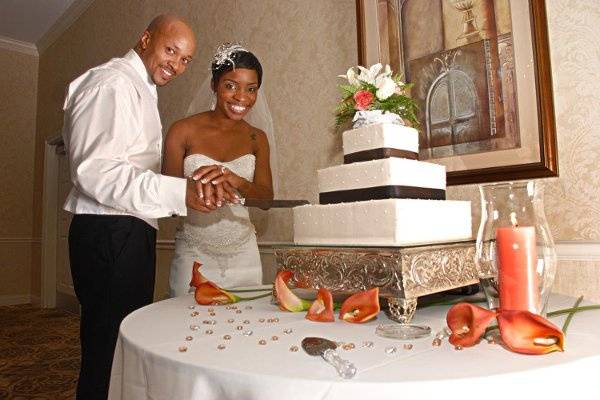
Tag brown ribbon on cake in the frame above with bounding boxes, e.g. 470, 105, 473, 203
344, 148, 418, 164
319, 185, 446, 204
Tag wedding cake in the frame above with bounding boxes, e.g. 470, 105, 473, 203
293, 64, 471, 247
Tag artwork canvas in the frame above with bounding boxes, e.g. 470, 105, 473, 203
356, 0, 557, 185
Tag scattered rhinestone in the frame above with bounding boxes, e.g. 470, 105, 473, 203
190, 311, 199, 317
243, 320, 250, 324
243, 330, 253, 336
235, 310, 242, 314
271, 336, 279, 341
217, 344, 226, 350
188, 305, 196, 310
362, 341, 374, 348
283, 328, 293, 335
403, 344, 413, 350
289, 345, 299, 352
258, 339, 267, 345
385, 346, 397, 355
227, 318, 235, 323
205, 329, 213, 335
236, 326, 244, 331
223, 335, 232, 340
178, 346, 188, 352
342, 343, 355, 351
432, 338, 442, 347
190, 325, 200, 331
185, 336, 193, 341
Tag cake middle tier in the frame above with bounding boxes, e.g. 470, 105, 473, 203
318, 158, 446, 204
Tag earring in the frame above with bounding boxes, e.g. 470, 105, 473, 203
209, 92, 217, 111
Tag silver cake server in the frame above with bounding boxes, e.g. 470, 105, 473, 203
301, 337, 357, 379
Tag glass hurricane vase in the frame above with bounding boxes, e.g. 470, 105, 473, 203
475, 181, 557, 315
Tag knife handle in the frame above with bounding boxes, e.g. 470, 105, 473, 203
322, 349, 357, 379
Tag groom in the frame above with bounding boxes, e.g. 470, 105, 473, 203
62, 14, 231, 400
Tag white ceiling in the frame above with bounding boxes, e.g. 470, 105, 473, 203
0, 0, 78, 44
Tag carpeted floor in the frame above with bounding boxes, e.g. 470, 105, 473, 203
0, 304, 80, 399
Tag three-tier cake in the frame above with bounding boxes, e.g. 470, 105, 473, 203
293, 123, 472, 246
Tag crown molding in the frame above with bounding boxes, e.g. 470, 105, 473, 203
36, 0, 96, 55
0, 35, 38, 56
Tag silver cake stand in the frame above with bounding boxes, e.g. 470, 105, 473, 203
273, 240, 477, 324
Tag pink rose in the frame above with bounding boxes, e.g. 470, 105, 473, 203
353, 90, 374, 111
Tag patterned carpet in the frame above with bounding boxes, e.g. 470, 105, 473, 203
0, 304, 80, 399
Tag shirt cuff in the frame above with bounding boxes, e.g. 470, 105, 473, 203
158, 175, 188, 217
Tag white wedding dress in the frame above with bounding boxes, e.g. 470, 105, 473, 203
168, 153, 262, 297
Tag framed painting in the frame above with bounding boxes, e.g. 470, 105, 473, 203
355, 0, 558, 185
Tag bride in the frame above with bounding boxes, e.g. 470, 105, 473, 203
163, 43, 275, 297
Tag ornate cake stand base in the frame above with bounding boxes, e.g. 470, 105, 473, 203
273, 241, 477, 323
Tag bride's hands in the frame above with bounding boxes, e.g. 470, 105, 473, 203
191, 165, 242, 206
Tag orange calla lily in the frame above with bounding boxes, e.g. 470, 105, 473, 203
274, 270, 312, 312
190, 262, 240, 305
339, 287, 380, 323
306, 288, 335, 322
190, 261, 207, 289
497, 310, 564, 355
194, 281, 241, 305
446, 303, 497, 347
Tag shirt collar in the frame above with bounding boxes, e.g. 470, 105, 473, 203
123, 49, 158, 99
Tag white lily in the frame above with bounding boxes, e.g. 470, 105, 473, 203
380, 64, 392, 79
357, 63, 383, 84
375, 76, 397, 100
344, 67, 359, 86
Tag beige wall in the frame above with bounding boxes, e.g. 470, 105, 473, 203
0, 47, 38, 302
2, 0, 597, 303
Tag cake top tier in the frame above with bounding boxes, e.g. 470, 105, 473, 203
343, 123, 419, 158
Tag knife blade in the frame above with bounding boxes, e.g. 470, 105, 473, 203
240, 198, 310, 209
301, 337, 357, 379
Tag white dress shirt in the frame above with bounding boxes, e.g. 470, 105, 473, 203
62, 50, 187, 229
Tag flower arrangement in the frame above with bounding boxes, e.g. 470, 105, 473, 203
335, 63, 419, 128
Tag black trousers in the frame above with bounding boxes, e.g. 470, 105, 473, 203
69, 214, 156, 400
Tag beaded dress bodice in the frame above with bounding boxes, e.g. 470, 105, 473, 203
179, 153, 256, 257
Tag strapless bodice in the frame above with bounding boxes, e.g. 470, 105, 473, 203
178, 153, 256, 257
183, 153, 256, 182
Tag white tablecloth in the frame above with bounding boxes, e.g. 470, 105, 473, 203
108, 293, 600, 400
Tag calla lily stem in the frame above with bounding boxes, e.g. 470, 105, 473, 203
560, 296, 583, 335
237, 292, 273, 301
225, 288, 272, 293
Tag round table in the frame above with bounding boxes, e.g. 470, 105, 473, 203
108, 293, 600, 400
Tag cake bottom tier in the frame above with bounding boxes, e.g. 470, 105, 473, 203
293, 198, 472, 246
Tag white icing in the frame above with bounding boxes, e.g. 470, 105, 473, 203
293, 199, 472, 246
318, 158, 446, 193
342, 123, 419, 156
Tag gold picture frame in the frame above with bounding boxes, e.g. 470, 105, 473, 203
356, 0, 558, 185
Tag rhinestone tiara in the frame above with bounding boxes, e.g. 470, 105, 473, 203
212, 42, 248, 70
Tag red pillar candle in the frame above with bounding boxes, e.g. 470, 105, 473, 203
496, 225, 540, 313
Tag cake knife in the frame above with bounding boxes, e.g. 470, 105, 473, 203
301, 337, 357, 379
240, 198, 310, 209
